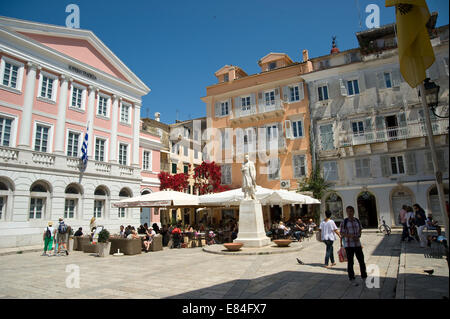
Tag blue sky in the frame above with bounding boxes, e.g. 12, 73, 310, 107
1, 0, 448, 123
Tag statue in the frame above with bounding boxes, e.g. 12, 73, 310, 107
241, 154, 257, 200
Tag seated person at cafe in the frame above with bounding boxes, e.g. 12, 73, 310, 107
124, 225, 132, 238
278, 222, 291, 238
127, 228, 140, 239
119, 225, 125, 238
426, 214, 441, 232
143, 227, 156, 252
293, 219, 307, 241
137, 225, 146, 234
74, 227, 83, 237
171, 225, 182, 248
152, 223, 160, 234
307, 218, 317, 231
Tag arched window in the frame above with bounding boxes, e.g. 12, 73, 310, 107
65, 184, 82, 220
94, 186, 109, 219
0, 179, 14, 221
324, 192, 343, 223
118, 188, 132, 219
29, 181, 51, 220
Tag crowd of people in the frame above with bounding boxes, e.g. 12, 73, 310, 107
266, 218, 317, 242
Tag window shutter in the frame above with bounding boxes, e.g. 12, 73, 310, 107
355, 159, 360, 178
391, 68, 402, 87
437, 150, 447, 172
405, 152, 417, 175
274, 87, 279, 98
376, 72, 385, 89
380, 156, 390, 177
298, 82, 304, 101
234, 97, 240, 117
339, 79, 347, 96
285, 120, 292, 139
250, 93, 256, 107
442, 57, 449, 76
214, 101, 220, 117
309, 82, 317, 102
282, 86, 289, 102
375, 115, 385, 140
227, 98, 232, 117
258, 92, 263, 109
365, 158, 371, 177
236, 129, 244, 156
425, 152, 434, 173
398, 112, 407, 127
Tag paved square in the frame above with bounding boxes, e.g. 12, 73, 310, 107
0, 233, 447, 299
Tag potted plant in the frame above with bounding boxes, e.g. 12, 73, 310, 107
97, 229, 111, 257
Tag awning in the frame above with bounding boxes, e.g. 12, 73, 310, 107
113, 190, 199, 208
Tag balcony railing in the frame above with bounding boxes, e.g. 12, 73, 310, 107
233, 104, 257, 119
0, 146, 140, 179
259, 99, 283, 114
0, 146, 19, 161
343, 119, 449, 146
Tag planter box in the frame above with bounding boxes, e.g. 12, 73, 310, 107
224, 243, 243, 251
98, 242, 111, 257
82, 242, 99, 254
75, 237, 90, 251
273, 239, 293, 247
149, 236, 163, 252
109, 238, 142, 255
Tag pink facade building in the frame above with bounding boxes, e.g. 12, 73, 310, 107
0, 17, 162, 248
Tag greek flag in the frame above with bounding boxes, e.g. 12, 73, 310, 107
81, 124, 89, 169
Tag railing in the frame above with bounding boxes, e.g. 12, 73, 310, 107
119, 165, 134, 176
94, 161, 111, 173
345, 119, 448, 146
32, 152, 55, 165
259, 99, 283, 114
0, 146, 18, 161
233, 105, 257, 119
66, 157, 81, 170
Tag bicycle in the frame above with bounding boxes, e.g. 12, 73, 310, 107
379, 217, 391, 236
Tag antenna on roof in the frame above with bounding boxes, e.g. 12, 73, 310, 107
176, 109, 179, 122
355, 0, 363, 30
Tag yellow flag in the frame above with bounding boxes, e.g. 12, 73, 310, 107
385, 0, 435, 88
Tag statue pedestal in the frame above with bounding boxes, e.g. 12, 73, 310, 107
234, 200, 271, 248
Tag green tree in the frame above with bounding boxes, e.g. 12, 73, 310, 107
297, 164, 331, 222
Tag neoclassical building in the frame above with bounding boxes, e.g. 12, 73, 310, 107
302, 22, 449, 228
0, 17, 162, 248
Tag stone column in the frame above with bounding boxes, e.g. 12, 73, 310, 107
54, 75, 69, 154
132, 103, 141, 167
18, 62, 40, 148
109, 95, 119, 163
86, 86, 96, 158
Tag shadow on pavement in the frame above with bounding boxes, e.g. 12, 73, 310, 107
165, 268, 448, 299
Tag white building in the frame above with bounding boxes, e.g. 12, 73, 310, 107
302, 23, 449, 228
0, 17, 159, 248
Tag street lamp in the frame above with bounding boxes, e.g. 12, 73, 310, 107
422, 78, 448, 118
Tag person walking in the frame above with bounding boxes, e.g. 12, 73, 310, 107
42, 221, 55, 256
56, 217, 69, 256
399, 205, 409, 242
319, 210, 341, 268
340, 206, 367, 286
405, 206, 416, 241
413, 204, 427, 248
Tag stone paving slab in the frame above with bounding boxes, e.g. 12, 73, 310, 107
0, 232, 447, 299
203, 241, 303, 255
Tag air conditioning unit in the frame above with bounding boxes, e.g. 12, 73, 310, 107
280, 180, 291, 189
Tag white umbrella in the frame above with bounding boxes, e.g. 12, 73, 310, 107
198, 186, 273, 206
259, 190, 321, 206
112, 190, 199, 208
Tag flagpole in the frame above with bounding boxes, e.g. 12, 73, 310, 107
418, 83, 449, 242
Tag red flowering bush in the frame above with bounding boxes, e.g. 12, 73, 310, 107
193, 161, 229, 195
158, 171, 189, 192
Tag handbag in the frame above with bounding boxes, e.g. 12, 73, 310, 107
315, 231, 322, 242
338, 246, 347, 262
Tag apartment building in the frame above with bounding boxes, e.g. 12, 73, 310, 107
0, 17, 160, 248
302, 22, 449, 228
202, 52, 314, 223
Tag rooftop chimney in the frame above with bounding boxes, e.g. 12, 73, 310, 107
302, 49, 309, 62
154, 112, 161, 122
330, 36, 340, 54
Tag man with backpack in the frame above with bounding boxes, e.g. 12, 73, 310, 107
42, 221, 55, 256
340, 206, 367, 286
56, 217, 69, 256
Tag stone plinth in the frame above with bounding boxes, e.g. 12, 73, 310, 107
234, 200, 271, 248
